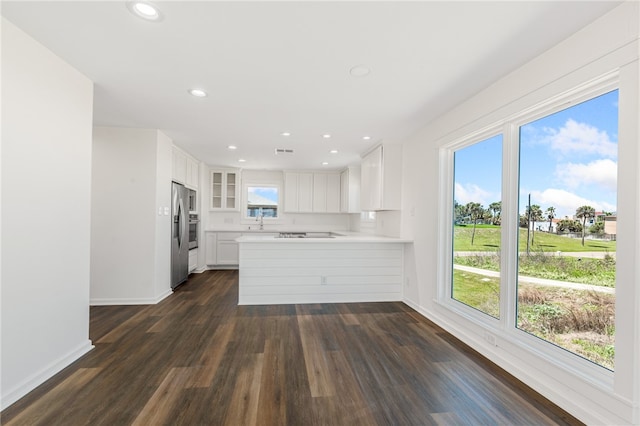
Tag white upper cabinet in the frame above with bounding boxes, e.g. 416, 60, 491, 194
284, 171, 339, 213
360, 145, 402, 211
210, 169, 240, 210
172, 146, 187, 184
340, 166, 361, 213
284, 172, 313, 213
326, 173, 341, 213
186, 157, 199, 189
172, 146, 199, 189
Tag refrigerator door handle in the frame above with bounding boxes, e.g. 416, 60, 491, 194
181, 198, 187, 249
177, 200, 184, 248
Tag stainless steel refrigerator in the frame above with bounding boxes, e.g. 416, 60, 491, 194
171, 182, 189, 289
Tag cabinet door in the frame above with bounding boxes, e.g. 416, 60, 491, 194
361, 146, 382, 211
205, 233, 217, 265
312, 173, 327, 212
298, 173, 313, 212
186, 158, 199, 189
172, 147, 187, 184
326, 173, 341, 213
340, 169, 349, 213
216, 241, 239, 264
211, 171, 223, 209
226, 172, 237, 210
188, 248, 198, 272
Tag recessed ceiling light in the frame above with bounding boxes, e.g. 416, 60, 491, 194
188, 88, 207, 97
281, 132, 291, 137
126, 1, 163, 22
227, 145, 237, 150
363, 136, 371, 140
322, 162, 329, 166
238, 159, 246, 163
322, 134, 331, 139
329, 150, 338, 154
350, 65, 371, 77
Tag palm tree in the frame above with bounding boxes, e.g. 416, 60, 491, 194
465, 202, 484, 245
526, 204, 543, 244
545, 206, 556, 232
576, 205, 596, 246
489, 201, 502, 225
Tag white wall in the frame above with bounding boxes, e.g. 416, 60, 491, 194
90, 127, 172, 304
1, 18, 94, 409
154, 132, 173, 297
400, 3, 639, 425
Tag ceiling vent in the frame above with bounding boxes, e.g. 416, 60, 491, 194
275, 148, 294, 155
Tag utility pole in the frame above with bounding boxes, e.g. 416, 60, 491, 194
526, 193, 531, 255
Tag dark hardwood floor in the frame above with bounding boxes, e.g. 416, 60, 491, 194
1, 270, 582, 425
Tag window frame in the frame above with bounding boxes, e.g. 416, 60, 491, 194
438, 71, 619, 386
241, 182, 282, 224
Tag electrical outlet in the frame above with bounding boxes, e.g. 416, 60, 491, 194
320, 276, 327, 285
485, 332, 497, 347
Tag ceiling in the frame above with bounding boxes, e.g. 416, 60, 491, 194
2, 1, 621, 171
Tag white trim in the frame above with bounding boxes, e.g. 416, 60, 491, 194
0, 340, 94, 411
240, 181, 283, 224
90, 288, 172, 306
437, 74, 619, 386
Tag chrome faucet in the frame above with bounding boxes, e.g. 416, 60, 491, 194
256, 214, 264, 230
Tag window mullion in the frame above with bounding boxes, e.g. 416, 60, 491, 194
501, 122, 520, 332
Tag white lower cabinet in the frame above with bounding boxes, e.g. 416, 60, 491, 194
216, 233, 242, 265
188, 248, 198, 272
206, 231, 278, 267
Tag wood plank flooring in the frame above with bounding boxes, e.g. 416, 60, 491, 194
1, 270, 583, 425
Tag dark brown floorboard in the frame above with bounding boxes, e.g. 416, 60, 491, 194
1, 270, 583, 425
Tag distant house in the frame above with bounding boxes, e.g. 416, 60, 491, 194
247, 192, 278, 217
604, 215, 617, 237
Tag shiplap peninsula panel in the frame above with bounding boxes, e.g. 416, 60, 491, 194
238, 241, 403, 305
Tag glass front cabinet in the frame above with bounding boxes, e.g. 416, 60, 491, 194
210, 169, 240, 210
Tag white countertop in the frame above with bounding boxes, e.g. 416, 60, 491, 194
236, 231, 412, 244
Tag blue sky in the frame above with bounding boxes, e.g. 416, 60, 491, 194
248, 186, 279, 202
454, 90, 618, 218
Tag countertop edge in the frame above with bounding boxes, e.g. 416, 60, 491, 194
236, 235, 413, 243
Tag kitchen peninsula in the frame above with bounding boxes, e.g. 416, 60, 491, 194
237, 233, 412, 305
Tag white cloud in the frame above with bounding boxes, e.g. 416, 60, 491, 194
529, 188, 616, 218
545, 119, 617, 159
455, 182, 494, 206
555, 158, 617, 191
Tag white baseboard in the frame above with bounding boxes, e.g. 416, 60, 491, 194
90, 288, 173, 306
1, 340, 94, 411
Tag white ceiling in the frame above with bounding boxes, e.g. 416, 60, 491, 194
2, 1, 621, 171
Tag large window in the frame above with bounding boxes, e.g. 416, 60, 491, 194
446, 85, 618, 371
452, 135, 503, 319
517, 90, 618, 370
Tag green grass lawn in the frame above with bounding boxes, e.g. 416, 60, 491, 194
452, 269, 615, 369
453, 225, 617, 252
